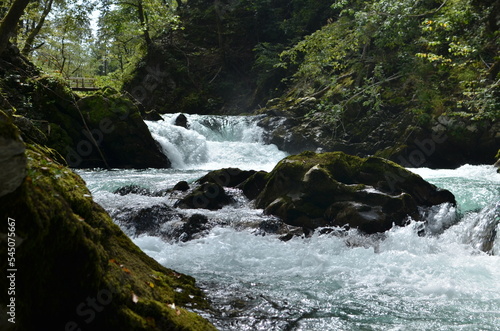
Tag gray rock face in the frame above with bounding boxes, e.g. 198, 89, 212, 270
0, 111, 26, 197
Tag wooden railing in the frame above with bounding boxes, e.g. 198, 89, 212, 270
68, 77, 99, 91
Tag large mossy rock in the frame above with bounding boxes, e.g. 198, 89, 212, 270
33, 84, 170, 168
0, 58, 170, 168
0, 110, 26, 197
255, 151, 456, 233
72, 88, 170, 168
0, 141, 215, 330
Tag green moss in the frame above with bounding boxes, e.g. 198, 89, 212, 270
496, 149, 500, 160
374, 144, 407, 159
256, 151, 454, 231
0, 110, 21, 140
0, 144, 215, 330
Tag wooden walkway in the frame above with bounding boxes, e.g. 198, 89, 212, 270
68, 77, 99, 91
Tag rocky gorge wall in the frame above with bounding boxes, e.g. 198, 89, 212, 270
257, 97, 499, 169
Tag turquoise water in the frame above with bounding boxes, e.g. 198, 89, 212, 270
78, 114, 500, 331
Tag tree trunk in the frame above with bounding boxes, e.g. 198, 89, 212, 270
137, 1, 152, 46
21, 0, 54, 57
0, 0, 31, 55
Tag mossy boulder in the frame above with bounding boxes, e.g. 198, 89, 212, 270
237, 170, 269, 200
197, 168, 257, 188
69, 88, 171, 168
16, 75, 171, 168
0, 142, 215, 330
254, 151, 456, 233
0, 110, 27, 197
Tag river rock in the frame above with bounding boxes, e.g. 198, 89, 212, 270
254, 151, 456, 234
237, 170, 269, 200
112, 203, 175, 236
112, 203, 213, 242
0, 143, 215, 330
173, 180, 190, 191
73, 88, 172, 168
0, 110, 27, 197
174, 113, 189, 128
114, 184, 152, 196
197, 167, 257, 187
177, 214, 210, 242
143, 109, 164, 121
175, 182, 233, 210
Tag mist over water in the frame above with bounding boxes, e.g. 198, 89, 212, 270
78, 114, 500, 331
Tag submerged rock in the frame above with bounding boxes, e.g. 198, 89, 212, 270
177, 214, 210, 242
113, 204, 175, 236
0, 139, 215, 329
113, 203, 213, 243
254, 151, 456, 234
172, 168, 260, 211
174, 113, 189, 128
114, 184, 152, 196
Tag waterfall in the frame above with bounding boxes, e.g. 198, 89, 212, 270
456, 202, 499, 255
146, 113, 287, 171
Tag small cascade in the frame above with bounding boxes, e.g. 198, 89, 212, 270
146, 114, 287, 171
458, 202, 499, 255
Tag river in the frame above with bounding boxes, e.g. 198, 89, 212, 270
77, 113, 500, 331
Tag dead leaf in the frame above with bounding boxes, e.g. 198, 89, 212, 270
148, 282, 155, 288
132, 293, 139, 303
176, 309, 181, 316
122, 267, 131, 274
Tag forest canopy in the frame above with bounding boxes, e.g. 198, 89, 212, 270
1, 0, 499, 120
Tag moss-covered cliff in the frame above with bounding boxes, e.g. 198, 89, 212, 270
0, 110, 215, 330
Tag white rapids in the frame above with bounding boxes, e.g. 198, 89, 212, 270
77, 114, 500, 331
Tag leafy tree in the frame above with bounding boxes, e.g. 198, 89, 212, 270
20, 0, 57, 56
30, 1, 95, 77
0, 0, 31, 55
276, 0, 499, 122
95, 0, 179, 82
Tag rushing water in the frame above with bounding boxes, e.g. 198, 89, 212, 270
78, 114, 500, 331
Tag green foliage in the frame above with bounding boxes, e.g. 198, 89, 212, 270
278, 17, 362, 93
275, 0, 499, 124
91, 0, 180, 84
21, 0, 96, 77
